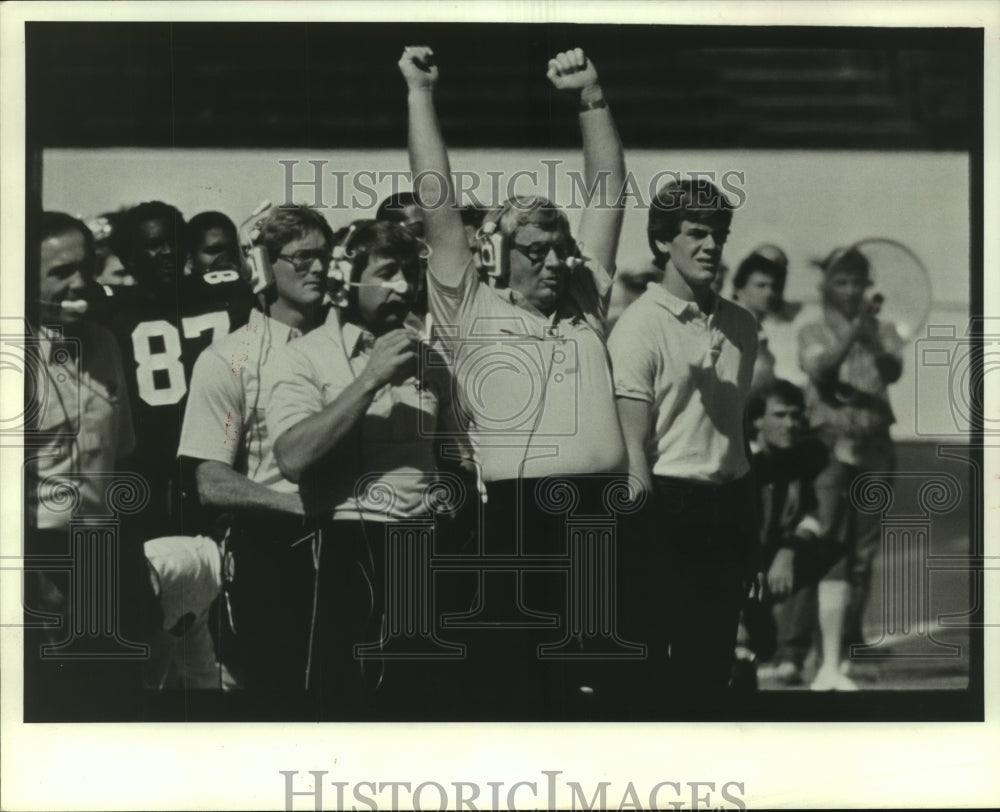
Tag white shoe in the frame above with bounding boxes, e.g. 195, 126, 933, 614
811, 666, 859, 691
758, 661, 802, 686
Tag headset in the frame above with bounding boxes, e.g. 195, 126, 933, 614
37, 298, 89, 315
326, 222, 425, 313
238, 201, 275, 295
473, 200, 589, 289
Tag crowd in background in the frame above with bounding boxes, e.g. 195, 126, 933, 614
25, 46, 904, 720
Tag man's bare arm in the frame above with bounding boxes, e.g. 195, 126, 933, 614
549, 49, 626, 273
273, 328, 418, 483
400, 46, 473, 287
194, 460, 304, 515
615, 396, 653, 500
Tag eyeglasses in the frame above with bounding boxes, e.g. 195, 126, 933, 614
511, 240, 578, 265
276, 250, 332, 273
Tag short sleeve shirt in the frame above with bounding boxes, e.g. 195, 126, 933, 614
177, 308, 301, 493
797, 309, 903, 441
427, 255, 626, 483
608, 283, 758, 483
264, 311, 447, 521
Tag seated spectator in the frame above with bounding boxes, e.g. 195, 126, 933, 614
741, 379, 854, 690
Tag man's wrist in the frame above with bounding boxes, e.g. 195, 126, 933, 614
408, 86, 435, 100
579, 83, 605, 106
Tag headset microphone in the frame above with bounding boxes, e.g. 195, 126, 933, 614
38, 298, 89, 314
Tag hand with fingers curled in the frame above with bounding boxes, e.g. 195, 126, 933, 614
398, 45, 439, 90
359, 327, 421, 390
546, 47, 602, 103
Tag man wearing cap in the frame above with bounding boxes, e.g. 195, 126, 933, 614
797, 245, 903, 681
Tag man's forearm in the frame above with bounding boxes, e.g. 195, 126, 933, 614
616, 397, 653, 493
194, 460, 304, 515
407, 88, 471, 280
577, 80, 625, 272
273, 376, 378, 483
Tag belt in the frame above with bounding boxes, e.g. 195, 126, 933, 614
652, 474, 754, 511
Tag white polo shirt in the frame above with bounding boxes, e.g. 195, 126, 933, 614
265, 312, 448, 521
427, 256, 627, 483
608, 282, 758, 483
177, 308, 300, 493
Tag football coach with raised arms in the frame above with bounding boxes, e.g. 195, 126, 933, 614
400, 44, 632, 717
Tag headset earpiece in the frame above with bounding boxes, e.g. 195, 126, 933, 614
476, 219, 507, 286
239, 201, 274, 295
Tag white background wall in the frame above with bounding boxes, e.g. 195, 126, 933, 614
43, 148, 973, 440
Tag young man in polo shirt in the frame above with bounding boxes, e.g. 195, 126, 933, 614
400, 46, 629, 717
608, 179, 759, 702
176, 204, 332, 697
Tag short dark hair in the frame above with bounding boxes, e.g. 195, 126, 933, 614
334, 219, 424, 321
186, 210, 238, 256
746, 378, 806, 426
111, 200, 186, 263
647, 179, 734, 269
460, 203, 488, 230
258, 205, 334, 262
733, 251, 787, 293
376, 192, 418, 223
39, 211, 96, 276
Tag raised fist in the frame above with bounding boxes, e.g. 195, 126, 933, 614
399, 46, 439, 90
546, 48, 599, 92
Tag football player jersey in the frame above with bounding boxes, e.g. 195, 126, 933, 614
101, 274, 254, 535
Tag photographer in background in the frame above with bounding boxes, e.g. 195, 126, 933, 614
797, 246, 903, 682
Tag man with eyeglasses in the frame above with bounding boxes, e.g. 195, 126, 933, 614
608, 178, 760, 706
400, 46, 628, 718
174, 204, 332, 697
265, 219, 457, 717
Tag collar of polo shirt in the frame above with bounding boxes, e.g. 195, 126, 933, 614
647, 282, 719, 320
342, 321, 377, 356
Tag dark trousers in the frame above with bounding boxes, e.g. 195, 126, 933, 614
226, 512, 317, 702
456, 475, 630, 719
619, 475, 757, 707
743, 536, 846, 667
229, 513, 382, 719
